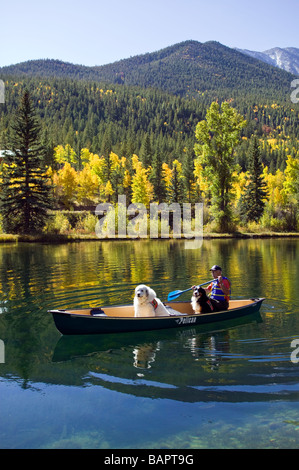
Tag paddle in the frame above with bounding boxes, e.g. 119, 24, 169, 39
167, 280, 213, 301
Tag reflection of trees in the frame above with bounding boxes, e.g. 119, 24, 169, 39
185, 333, 230, 371
99, 239, 189, 296
1, 306, 298, 404
197, 238, 299, 303
45, 314, 295, 403
1, 238, 296, 310
0, 238, 298, 398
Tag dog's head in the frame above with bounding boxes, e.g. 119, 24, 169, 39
192, 286, 207, 300
134, 284, 156, 303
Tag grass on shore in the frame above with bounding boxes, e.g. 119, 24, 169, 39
0, 231, 298, 243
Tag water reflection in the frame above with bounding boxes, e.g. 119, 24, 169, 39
0, 238, 298, 309
49, 312, 299, 405
133, 343, 159, 370
48, 309, 299, 406
0, 239, 299, 448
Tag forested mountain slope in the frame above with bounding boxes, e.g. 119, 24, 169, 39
0, 40, 298, 173
1, 40, 296, 100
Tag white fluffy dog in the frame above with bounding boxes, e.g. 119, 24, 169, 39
134, 284, 170, 317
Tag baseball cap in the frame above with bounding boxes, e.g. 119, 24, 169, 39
210, 265, 222, 271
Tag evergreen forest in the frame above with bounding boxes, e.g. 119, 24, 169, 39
0, 40, 298, 236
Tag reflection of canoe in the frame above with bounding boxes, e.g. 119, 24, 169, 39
49, 298, 265, 335
52, 311, 263, 362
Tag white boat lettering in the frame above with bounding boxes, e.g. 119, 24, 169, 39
175, 316, 197, 325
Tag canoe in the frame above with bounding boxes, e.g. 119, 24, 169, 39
49, 298, 265, 335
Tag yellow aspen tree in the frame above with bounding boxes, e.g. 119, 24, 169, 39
123, 169, 132, 189
162, 163, 172, 193
283, 154, 299, 203
110, 152, 128, 199
80, 148, 93, 166
131, 154, 141, 172
104, 180, 115, 201
231, 171, 249, 208
76, 164, 99, 205
263, 167, 286, 209
53, 162, 77, 209
110, 152, 121, 171
89, 153, 106, 184
193, 159, 209, 198
131, 155, 153, 206
54, 144, 76, 166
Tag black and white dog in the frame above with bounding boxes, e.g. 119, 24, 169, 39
191, 286, 217, 314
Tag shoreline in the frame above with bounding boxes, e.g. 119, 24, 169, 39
0, 231, 299, 244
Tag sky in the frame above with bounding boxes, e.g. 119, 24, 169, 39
1, 0, 299, 67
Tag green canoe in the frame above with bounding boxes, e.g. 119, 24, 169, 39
49, 298, 265, 335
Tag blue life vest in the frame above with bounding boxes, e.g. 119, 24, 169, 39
210, 277, 231, 302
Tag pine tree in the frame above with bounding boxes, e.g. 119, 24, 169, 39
0, 90, 52, 234
140, 133, 152, 168
182, 146, 196, 202
240, 136, 268, 223
149, 150, 166, 203
168, 160, 185, 204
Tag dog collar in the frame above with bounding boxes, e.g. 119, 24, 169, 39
151, 299, 158, 310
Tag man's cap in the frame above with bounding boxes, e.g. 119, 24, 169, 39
210, 265, 222, 271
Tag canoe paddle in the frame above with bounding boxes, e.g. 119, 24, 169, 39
167, 280, 213, 301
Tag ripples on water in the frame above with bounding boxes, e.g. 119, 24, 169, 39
0, 239, 299, 449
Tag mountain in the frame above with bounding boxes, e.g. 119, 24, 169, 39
0, 41, 299, 175
0, 40, 296, 100
236, 47, 299, 76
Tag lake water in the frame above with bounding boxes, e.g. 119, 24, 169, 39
0, 238, 299, 449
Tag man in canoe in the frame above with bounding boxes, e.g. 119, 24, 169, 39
205, 265, 231, 311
